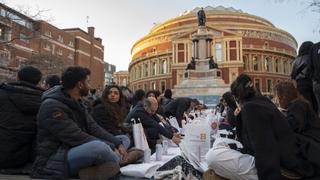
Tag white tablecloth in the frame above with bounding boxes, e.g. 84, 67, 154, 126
120, 147, 181, 178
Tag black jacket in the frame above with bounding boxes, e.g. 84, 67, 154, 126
91, 103, 128, 136
126, 103, 173, 149
286, 99, 320, 142
164, 97, 191, 126
0, 81, 43, 169
31, 86, 121, 179
237, 96, 314, 180
311, 42, 320, 83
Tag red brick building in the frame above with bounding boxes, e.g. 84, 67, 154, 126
0, 3, 104, 88
129, 6, 297, 95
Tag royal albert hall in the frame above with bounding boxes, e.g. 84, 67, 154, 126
128, 6, 297, 95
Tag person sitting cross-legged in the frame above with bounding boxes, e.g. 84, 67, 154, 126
0, 66, 44, 170
31, 66, 132, 180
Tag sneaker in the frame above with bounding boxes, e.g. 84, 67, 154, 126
78, 162, 120, 180
120, 148, 144, 166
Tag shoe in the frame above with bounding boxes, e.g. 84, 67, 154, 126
78, 162, 120, 180
281, 168, 302, 179
203, 169, 229, 180
120, 148, 144, 166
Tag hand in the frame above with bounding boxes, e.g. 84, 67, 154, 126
117, 144, 128, 161
172, 134, 182, 144
234, 107, 241, 116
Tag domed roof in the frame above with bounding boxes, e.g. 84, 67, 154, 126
179, 5, 244, 16
150, 5, 275, 33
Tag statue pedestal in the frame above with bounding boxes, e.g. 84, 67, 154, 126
172, 19, 229, 107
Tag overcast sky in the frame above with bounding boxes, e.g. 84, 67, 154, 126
6, 0, 320, 71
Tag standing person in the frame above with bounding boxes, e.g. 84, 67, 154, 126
206, 74, 315, 180
311, 41, 320, 116
91, 85, 130, 136
164, 97, 199, 127
0, 66, 44, 169
291, 41, 318, 114
31, 66, 129, 179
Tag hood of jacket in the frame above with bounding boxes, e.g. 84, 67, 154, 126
1, 81, 44, 114
42, 85, 81, 110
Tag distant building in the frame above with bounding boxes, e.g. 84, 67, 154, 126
0, 3, 105, 88
104, 62, 116, 85
113, 71, 129, 87
129, 6, 297, 95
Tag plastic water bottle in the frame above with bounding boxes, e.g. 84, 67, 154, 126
156, 144, 163, 161
162, 139, 169, 155
143, 148, 151, 163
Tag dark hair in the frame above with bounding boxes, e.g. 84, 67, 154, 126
191, 98, 200, 105
45, 75, 60, 88
90, 89, 96, 94
222, 91, 237, 110
133, 89, 146, 102
102, 85, 123, 105
164, 89, 172, 99
101, 84, 127, 124
230, 74, 256, 103
275, 81, 299, 109
18, 66, 42, 85
61, 66, 90, 89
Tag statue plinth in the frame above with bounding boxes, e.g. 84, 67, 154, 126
172, 9, 229, 106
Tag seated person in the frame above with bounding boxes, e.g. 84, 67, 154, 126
126, 97, 181, 150
206, 74, 315, 180
275, 81, 320, 174
164, 97, 199, 127
275, 81, 320, 142
219, 91, 238, 130
31, 67, 138, 180
92, 85, 130, 136
0, 66, 44, 169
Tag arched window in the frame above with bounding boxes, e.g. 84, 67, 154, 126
264, 57, 269, 72
275, 59, 279, 73
152, 62, 157, 75
253, 56, 259, 71
162, 60, 167, 74
144, 64, 148, 77
283, 60, 287, 74
243, 56, 248, 70
138, 66, 141, 79
215, 43, 222, 62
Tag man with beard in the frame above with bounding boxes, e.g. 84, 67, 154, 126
31, 66, 127, 179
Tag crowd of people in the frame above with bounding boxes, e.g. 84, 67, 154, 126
0, 66, 200, 179
0, 40, 318, 179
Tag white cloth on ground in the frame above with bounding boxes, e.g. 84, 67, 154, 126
205, 138, 258, 180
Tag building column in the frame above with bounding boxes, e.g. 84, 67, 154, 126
184, 42, 187, 63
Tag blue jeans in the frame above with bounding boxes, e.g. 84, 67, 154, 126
67, 135, 130, 177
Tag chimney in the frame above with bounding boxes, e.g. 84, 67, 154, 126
88, 26, 95, 37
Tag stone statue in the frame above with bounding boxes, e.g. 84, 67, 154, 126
209, 56, 218, 69
186, 57, 196, 70
197, 8, 206, 26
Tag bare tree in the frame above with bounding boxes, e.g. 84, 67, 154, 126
20, 54, 73, 78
